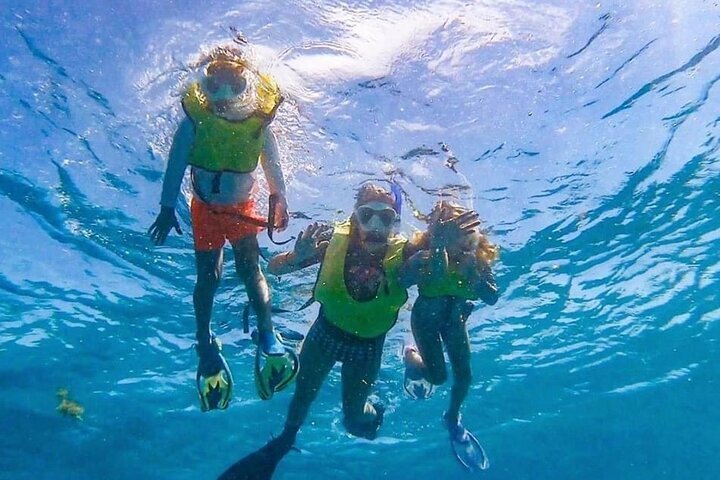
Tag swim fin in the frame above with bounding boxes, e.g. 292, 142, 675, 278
254, 333, 299, 400
402, 345, 435, 400
196, 336, 234, 412
218, 431, 295, 480
344, 401, 385, 440
445, 415, 489, 471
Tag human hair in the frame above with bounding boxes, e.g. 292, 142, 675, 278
197, 47, 247, 83
206, 51, 244, 74
206, 47, 245, 67
354, 183, 395, 209
206, 60, 242, 75
415, 200, 499, 265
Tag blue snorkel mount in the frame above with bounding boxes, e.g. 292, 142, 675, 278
389, 180, 403, 217
358, 177, 404, 218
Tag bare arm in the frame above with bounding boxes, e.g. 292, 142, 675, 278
149, 117, 193, 245
267, 222, 332, 275
259, 128, 286, 196
260, 128, 289, 231
160, 117, 194, 208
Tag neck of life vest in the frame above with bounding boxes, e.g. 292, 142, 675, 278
314, 221, 408, 339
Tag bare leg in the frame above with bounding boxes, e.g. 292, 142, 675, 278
231, 236, 273, 335
341, 345, 383, 439
440, 299, 472, 425
194, 249, 223, 344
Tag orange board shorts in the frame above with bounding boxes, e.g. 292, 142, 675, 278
190, 198, 265, 251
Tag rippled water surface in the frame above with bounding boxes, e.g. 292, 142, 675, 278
1, 1, 719, 479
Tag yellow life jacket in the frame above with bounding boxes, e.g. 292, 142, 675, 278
417, 264, 479, 300
255, 73, 283, 118
181, 79, 282, 173
314, 221, 408, 339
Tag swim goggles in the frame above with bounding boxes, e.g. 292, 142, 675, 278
356, 205, 398, 227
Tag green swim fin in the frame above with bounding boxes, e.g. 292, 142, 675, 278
254, 333, 299, 400
196, 336, 234, 412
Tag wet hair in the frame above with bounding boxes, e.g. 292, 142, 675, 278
201, 48, 248, 84
206, 55, 245, 78
206, 60, 243, 76
198, 48, 251, 102
354, 183, 396, 209
206, 47, 245, 68
416, 200, 499, 265
190, 45, 248, 80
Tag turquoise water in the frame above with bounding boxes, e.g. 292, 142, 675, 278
1, 1, 719, 479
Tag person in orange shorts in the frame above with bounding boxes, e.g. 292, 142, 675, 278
148, 48, 296, 411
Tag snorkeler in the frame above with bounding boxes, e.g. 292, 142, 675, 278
399, 200, 499, 471
148, 47, 298, 411
217, 182, 419, 480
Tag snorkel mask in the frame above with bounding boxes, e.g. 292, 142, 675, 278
203, 59, 249, 103
356, 178, 403, 217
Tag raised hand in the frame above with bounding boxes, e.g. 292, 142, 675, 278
292, 222, 332, 263
148, 206, 183, 246
430, 210, 481, 249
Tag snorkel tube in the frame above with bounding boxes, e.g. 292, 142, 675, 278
389, 180, 403, 216
357, 178, 404, 217
268, 193, 294, 245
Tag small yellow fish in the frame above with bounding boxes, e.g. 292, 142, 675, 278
56, 388, 84, 420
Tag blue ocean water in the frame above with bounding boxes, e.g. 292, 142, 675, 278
1, 1, 718, 479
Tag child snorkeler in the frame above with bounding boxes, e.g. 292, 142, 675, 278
399, 200, 499, 471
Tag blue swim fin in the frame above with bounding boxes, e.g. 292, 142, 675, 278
446, 417, 489, 471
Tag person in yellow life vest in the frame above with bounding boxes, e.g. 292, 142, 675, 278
400, 200, 499, 472
217, 183, 419, 480
148, 49, 295, 411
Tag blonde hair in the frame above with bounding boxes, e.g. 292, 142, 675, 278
415, 200, 499, 265
206, 47, 246, 67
